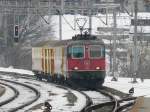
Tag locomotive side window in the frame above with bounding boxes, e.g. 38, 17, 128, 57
72, 46, 84, 58
90, 45, 104, 58
67, 46, 72, 58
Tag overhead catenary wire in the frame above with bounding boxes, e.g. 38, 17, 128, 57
56, 9, 75, 31
36, 9, 50, 25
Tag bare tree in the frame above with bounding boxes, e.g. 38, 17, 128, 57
21, 15, 53, 69
3, 14, 54, 69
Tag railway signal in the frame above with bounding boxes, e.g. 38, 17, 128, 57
14, 25, 19, 37
14, 25, 19, 42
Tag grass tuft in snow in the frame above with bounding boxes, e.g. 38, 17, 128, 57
48, 91, 57, 96
63, 91, 77, 106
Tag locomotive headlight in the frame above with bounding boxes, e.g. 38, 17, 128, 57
96, 67, 100, 70
74, 67, 78, 70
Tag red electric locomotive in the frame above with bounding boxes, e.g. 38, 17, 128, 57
67, 34, 106, 87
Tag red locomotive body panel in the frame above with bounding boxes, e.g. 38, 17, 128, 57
67, 44, 105, 71
68, 58, 105, 71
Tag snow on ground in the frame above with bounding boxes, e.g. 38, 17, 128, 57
0, 66, 34, 75
0, 79, 36, 112
0, 84, 15, 103
104, 76, 150, 98
25, 81, 87, 112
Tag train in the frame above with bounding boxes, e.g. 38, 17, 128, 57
32, 33, 106, 88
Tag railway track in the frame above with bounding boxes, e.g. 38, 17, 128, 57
0, 79, 40, 112
82, 88, 136, 112
65, 80, 136, 112
0, 72, 88, 112
79, 89, 117, 112
0, 71, 136, 112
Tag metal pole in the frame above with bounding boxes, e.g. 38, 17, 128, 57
27, 0, 31, 29
110, 40, 112, 72
112, 7, 117, 81
59, 13, 62, 40
106, 0, 108, 25
59, 0, 64, 40
89, 0, 92, 35
133, 0, 138, 83
4, 14, 8, 47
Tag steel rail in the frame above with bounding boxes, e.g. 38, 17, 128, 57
116, 97, 137, 112
83, 89, 118, 112
0, 82, 19, 106
84, 89, 137, 112
0, 79, 40, 112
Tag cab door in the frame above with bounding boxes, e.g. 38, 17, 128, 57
84, 45, 90, 70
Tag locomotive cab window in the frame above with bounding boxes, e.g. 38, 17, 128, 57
72, 46, 84, 58
90, 45, 104, 58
